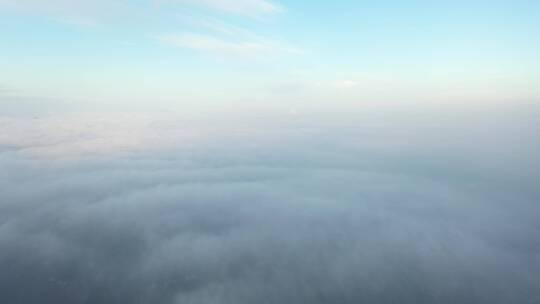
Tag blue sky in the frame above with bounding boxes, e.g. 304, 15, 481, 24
1, 0, 539, 111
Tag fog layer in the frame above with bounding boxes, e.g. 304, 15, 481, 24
1, 105, 539, 303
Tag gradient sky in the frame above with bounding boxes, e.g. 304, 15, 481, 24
1, 0, 539, 111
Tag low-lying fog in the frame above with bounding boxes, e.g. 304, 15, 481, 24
1, 103, 539, 303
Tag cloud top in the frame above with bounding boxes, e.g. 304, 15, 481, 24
1, 110, 540, 303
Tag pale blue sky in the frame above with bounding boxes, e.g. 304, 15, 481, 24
1, 0, 539, 111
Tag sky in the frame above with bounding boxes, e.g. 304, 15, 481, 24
1, 0, 539, 111
1, 2, 540, 304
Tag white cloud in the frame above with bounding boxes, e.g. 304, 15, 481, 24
0, 0, 142, 26
2, 110, 540, 304
0, 0, 283, 22
157, 33, 300, 58
183, 15, 256, 37
180, 0, 283, 17
0, 113, 198, 156
0, 0, 290, 55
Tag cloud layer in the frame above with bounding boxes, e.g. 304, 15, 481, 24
182, 0, 283, 17
1, 109, 540, 303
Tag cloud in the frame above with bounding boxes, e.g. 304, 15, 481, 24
0, 0, 283, 23
0, 0, 294, 61
179, 14, 256, 37
180, 0, 283, 17
157, 33, 301, 57
0, 0, 122, 26
0, 110, 540, 303
163, 14, 300, 58
0, 113, 197, 156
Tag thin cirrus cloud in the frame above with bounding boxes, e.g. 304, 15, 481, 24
157, 33, 301, 58
0, 0, 293, 57
179, 0, 283, 17
0, 0, 283, 22
0, 0, 129, 23
161, 13, 301, 58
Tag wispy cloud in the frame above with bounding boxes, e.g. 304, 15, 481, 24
179, 14, 256, 37
180, 0, 283, 17
0, 0, 283, 23
0, 0, 140, 27
0, 0, 290, 54
157, 33, 300, 58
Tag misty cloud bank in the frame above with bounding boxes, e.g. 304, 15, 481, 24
1, 108, 540, 304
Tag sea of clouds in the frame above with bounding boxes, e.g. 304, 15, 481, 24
1, 105, 539, 303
